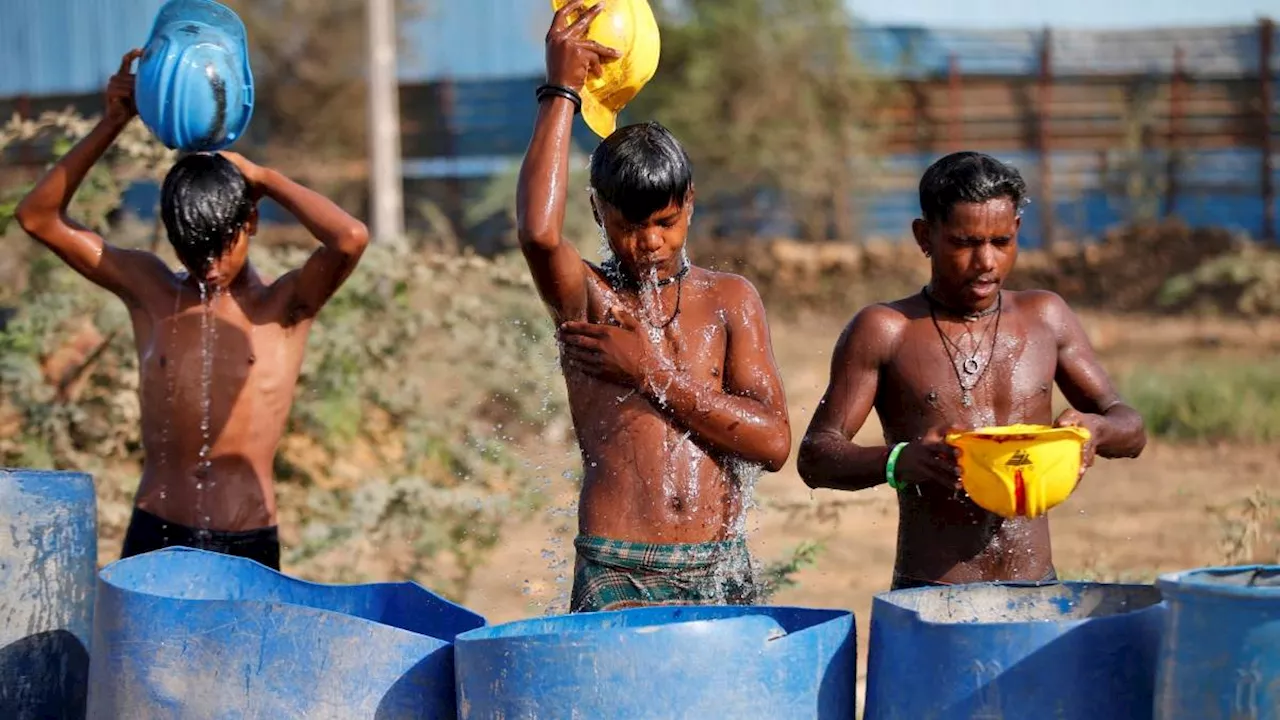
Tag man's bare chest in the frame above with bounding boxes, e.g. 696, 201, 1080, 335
883, 323, 1058, 410
584, 278, 730, 381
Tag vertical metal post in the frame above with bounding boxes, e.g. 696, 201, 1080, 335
1038, 28, 1055, 247
367, 0, 404, 241
1260, 18, 1275, 242
1165, 46, 1185, 218
438, 78, 464, 236
947, 54, 961, 151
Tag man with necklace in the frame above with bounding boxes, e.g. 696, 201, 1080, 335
798, 151, 1147, 590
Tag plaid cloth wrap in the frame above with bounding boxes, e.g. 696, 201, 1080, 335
569, 534, 758, 613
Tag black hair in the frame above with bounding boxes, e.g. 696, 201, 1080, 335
919, 151, 1028, 223
589, 122, 693, 225
160, 153, 253, 272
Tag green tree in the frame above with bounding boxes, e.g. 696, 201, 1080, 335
223, 0, 426, 205
633, 0, 891, 242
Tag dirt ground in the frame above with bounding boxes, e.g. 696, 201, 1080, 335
459, 309, 1280, 704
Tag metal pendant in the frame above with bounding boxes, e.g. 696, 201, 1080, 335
962, 357, 980, 375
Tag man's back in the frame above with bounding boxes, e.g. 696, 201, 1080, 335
130, 269, 311, 530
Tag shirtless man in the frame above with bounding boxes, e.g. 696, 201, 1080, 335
15, 51, 369, 570
797, 151, 1146, 590
521, 1, 791, 612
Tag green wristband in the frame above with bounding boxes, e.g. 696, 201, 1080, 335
886, 442, 909, 490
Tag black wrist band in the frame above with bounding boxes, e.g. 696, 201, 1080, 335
536, 83, 582, 114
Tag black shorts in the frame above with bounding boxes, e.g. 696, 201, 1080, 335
891, 568, 1058, 592
120, 507, 281, 571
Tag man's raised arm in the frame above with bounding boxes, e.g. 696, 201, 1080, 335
517, 0, 619, 322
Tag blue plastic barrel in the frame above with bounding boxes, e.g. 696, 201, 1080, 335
1155, 565, 1280, 720
86, 547, 485, 719
454, 605, 856, 719
0, 469, 97, 720
865, 581, 1164, 719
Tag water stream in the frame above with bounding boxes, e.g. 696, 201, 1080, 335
196, 281, 216, 531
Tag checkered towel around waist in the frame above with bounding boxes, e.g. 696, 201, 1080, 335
569, 534, 758, 613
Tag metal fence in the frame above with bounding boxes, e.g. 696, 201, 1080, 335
859, 22, 1279, 245
4, 19, 1277, 246
391, 20, 1278, 246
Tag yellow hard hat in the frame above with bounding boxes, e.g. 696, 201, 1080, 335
945, 424, 1091, 519
550, 0, 661, 138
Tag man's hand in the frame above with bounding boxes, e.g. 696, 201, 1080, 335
545, 0, 622, 91
1055, 408, 1104, 477
558, 306, 662, 392
895, 425, 967, 491
218, 151, 266, 198
105, 49, 144, 128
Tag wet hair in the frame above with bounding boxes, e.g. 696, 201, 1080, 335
160, 153, 253, 272
919, 151, 1028, 223
589, 122, 693, 225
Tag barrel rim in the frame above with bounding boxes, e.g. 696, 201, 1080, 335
0, 467, 97, 504
1157, 564, 1280, 598
98, 546, 486, 639
0, 467, 94, 479
871, 580, 1165, 627
455, 604, 854, 645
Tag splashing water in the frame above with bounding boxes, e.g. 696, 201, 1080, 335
636, 264, 688, 499
727, 458, 765, 538
573, 241, 764, 601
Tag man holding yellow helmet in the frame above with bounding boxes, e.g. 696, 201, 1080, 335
518, 0, 792, 612
798, 152, 1148, 591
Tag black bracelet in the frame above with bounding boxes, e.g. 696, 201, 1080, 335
536, 83, 582, 114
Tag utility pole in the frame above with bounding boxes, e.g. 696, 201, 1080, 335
367, 0, 404, 241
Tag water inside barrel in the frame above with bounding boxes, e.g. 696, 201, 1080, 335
905, 584, 1162, 624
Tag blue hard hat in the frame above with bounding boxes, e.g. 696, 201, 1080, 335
135, 0, 254, 152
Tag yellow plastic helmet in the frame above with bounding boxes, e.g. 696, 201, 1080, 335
945, 424, 1091, 519
550, 0, 661, 138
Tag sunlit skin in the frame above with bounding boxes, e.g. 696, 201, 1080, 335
517, 0, 790, 545
798, 196, 1147, 587
14, 51, 369, 532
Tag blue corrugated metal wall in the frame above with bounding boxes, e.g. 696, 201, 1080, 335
400, 0, 546, 81
0, 0, 548, 97
4, 3, 1275, 93
4, 2, 1276, 243
865, 149, 1280, 245
853, 25, 1280, 78
0, 0, 166, 97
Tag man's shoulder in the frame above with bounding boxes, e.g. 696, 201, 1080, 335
852, 294, 919, 330
694, 267, 763, 303
1007, 288, 1074, 321
839, 296, 917, 351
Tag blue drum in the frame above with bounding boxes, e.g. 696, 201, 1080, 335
1155, 565, 1280, 720
454, 605, 856, 719
0, 469, 98, 720
865, 581, 1164, 719
86, 547, 485, 718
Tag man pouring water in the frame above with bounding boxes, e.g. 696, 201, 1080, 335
15, 45, 369, 570
518, 0, 792, 612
